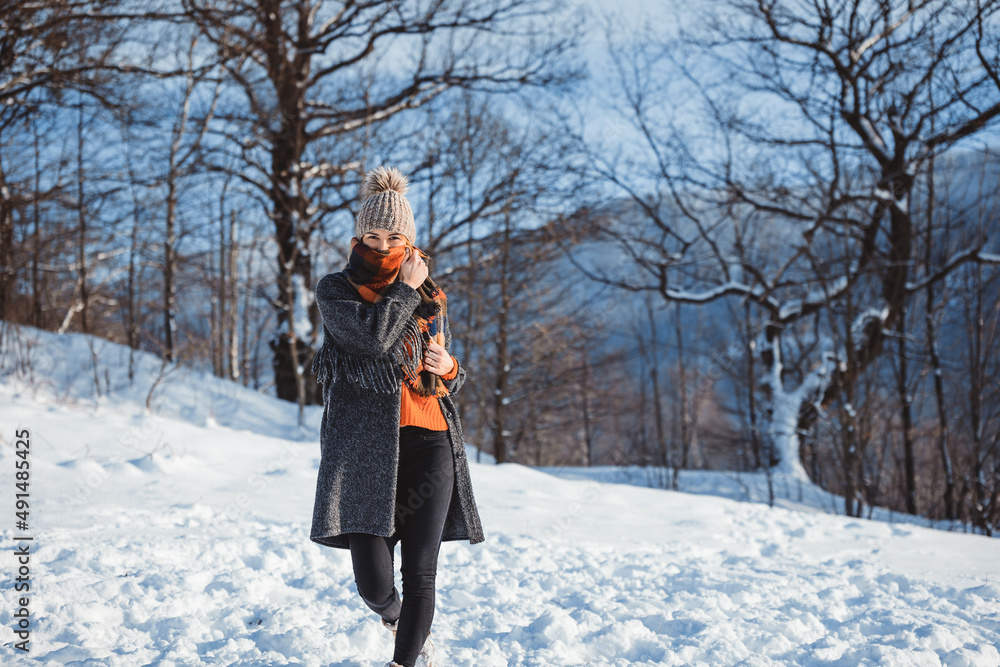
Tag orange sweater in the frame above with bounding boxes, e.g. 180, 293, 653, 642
399, 355, 459, 430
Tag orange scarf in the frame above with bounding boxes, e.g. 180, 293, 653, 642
344, 239, 450, 398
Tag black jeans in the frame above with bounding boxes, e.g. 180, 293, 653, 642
348, 425, 455, 667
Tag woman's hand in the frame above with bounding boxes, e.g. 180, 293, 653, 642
400, 247, 428, 289
423, 339, 455, 375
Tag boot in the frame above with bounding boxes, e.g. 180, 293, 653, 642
415, 634, 436, 667
381, 617, 434, 667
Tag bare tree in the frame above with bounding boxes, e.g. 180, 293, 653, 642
183, 0, 583, 416
0, 0, 119, 321
161, 36, 221, 362
921, 153, 956, 520
566, 1, 1000, 495
957, 229, 1000, 533
0, 0, 193, 330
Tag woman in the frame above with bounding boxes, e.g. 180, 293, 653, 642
309, 165, 485, 667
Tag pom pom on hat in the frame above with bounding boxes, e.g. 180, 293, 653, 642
362, 165, 410, 198
355, 165, 416, 244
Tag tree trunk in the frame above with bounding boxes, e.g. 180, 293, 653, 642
228, 210, 240, 382
841, 386, 859, 518
924, 158, 955, 520
268, 94, 319, 408
0, 158, 13, 323
896, 308, 917, 514
32, 128, 42, 328
466, 207, 485, 464
758, 322, 815, 481
744, 301, 763, 469
646, 295, 672, 485
76, 101, 89, 334
215, 194, 227, 377
580, 344, 593, 467
124, 136, 142, 380
163, 174, 177, 362
241, 235, 258, 387
675, 301, 691, 484
491, 207, 511, 465
968, 262, 986, 532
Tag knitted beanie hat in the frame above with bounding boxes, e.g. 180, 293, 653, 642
354, 165, 416, 245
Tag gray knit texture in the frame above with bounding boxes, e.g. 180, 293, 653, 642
354, 165, 416, 244
309, 270, 485, 549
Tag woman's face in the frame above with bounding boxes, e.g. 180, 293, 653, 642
360, 229, 407, 252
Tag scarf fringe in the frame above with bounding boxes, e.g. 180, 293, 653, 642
398, 317, 424, 387
311, 319, 425, 395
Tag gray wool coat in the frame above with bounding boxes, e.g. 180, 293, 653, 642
309, 270, 485, 550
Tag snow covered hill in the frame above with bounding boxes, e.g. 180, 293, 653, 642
1, 326, 998, 666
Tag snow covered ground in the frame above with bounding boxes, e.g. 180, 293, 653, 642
1, 326, 998, 666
